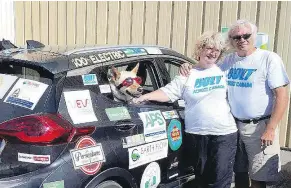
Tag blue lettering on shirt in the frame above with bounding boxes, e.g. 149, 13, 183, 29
194, 76, 223, 88
227, 68, 256, 88
228, 68, 256, 80
193, 75, 224, 93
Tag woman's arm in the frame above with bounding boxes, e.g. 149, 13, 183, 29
133, 89, 170, 104
133, 74, 188, 104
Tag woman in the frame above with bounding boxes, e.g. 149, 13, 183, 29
133, 31, 237, 188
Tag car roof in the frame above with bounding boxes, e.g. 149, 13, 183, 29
0, 45, 194, 75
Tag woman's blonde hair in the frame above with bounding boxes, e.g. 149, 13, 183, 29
192, 31, 226, 61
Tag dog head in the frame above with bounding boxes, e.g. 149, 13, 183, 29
109, 63, 144, 101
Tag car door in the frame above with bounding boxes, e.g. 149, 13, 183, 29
97, 58, 180, 187
154, 57, 196, 176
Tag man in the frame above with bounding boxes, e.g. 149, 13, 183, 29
179, 19, 289, 188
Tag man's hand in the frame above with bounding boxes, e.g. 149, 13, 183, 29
261, 127, 275, 146
179, 63, 193, 77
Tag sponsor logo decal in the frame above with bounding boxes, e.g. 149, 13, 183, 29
162, 110, 179, 119
99, 84, 111, 93
70, 136, 105, 175
140, 162, 161, 188
4, 78, 48, 110
122, 48, 147, 57
131, 149, 140, 162
43, 180, 64, 188
128, 139, 168, 169
167, 119, 182, 151
105, 107, 131, 121
18, 153, 51, 164
122, 134, 145, 148
82, 74, 98, 85
64, 90, 98, 124
138, 110, 167, 143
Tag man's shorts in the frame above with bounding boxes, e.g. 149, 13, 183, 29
235, 119, 281, 182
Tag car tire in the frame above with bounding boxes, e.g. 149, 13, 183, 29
96, 180, 123, 188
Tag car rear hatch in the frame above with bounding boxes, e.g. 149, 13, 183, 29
0, 60, 74, 178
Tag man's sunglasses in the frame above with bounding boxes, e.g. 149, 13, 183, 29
231, 33, 252, 40
117, 77, 142, 89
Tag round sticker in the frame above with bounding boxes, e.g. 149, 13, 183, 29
140, 162, 161, 188
167, 119, 182, 151
75, 136, 103, 175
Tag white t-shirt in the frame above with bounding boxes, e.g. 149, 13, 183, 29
160, 65, 237, 135
220, 49, 290, 119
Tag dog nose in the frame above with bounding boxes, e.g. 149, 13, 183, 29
137, 87, 143, 92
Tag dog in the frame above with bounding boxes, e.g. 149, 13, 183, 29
108, 63, 144, 103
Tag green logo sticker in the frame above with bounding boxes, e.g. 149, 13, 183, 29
105, 107, 131, 121
43, 180, 64, 188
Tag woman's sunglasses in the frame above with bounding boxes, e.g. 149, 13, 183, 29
231, 33, 252, 40
117, 77, 142, 89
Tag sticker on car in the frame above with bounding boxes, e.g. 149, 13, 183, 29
105, 107, 131, 121
144, 47, 162, 55
122, 134, 145, 148
0, 74, 17, 99
122, 48, 148, 57
99, 84, 111, 93
138, 110, 167, 143
64, 90, 98, 124
4, 78, 48, 110
167, 119, 182, 151
128, 139, 168, 169
162, 110, 179, 119
18, 153, 51, 164
43, 180, 64, 188
140, 162, 161, 188
70, 136, 106, 175
82, 74, 98, 85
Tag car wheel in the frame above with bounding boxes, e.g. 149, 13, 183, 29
96, 180, 123, 188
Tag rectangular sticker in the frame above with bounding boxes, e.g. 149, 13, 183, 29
70, 144, 105, 169
105, 107, 131, 121
138, 110, 167, 143
122, 134, 145, 148
0, 74, 17, 99
18, 153, 51, 164
128, 139, 168, 169
162, 110, 179, 119
122, 48, 147, 57
4, 79, 48, 110
82, 74, 98, 85
99, 84, 111, 93
43, 180, 64, 188
64, 90, 98, 124
144, 47, 162, 55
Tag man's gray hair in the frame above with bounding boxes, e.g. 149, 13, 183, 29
227, 19, 258, 47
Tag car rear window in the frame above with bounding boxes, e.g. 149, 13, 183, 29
0, 60, 55, 122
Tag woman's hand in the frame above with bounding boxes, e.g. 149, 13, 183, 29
132, 95, 149, 104
179, 63, 193, 77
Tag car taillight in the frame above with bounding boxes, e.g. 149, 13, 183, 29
0, 114, 95, 144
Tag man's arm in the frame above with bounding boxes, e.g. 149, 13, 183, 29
261, 86, 289, 146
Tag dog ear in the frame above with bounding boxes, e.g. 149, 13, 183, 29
110, 66, 120, 81
131, 63, 139, 75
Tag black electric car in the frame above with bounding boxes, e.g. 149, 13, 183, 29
0, 40, 196, 188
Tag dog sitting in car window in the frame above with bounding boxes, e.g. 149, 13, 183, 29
108, 63, 144, 103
